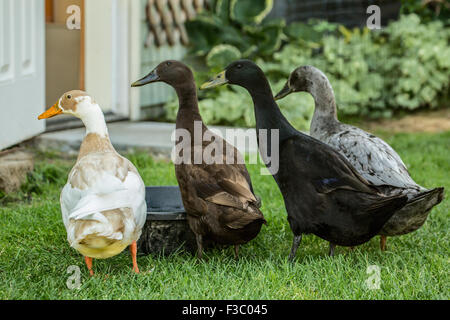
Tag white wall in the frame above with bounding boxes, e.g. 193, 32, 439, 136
85, 0, 138, 118
84, 0, 114, 113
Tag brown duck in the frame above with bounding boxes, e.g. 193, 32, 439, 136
131, 60, 266, 258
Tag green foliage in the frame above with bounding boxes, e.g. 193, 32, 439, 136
206, 44, 241, 72
261, 14, 450, 118
401, 0, 450, 23
186, 0, 283, 69
167, 13, 450, 129
230, 0, 274, 25
381, 15, 450, 111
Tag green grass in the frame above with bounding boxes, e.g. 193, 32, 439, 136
0, 132, 448, 299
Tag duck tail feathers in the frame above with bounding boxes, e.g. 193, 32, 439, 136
367, 194, 408, 237
368, 194, 408, 215
408, 187, 444, 211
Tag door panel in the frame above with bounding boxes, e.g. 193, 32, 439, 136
0, 0, 45, 150
20, 0, 36, 76
0, 0, 14, 82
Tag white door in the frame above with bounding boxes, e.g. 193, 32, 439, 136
85, 0, 132, 118
0, 0, 45, 150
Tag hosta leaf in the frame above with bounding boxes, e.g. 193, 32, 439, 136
206, 44, 242, 70
215, 0, 231, 22
230, 0, 273, 24
185, 15, 223, 55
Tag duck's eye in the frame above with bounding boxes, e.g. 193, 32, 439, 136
166, 61, 172, 66
236, 64, 243, 69
67, 94, 72, 99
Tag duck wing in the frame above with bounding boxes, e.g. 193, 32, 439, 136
195, 164, 258, 209
177, 128, 264, 229
194, 129, 259, 205
202, 129, 257, 192
325, 126, 420, 190
60, 152, 146, 230
182, 164, 264, 229
284, 134, 378, 195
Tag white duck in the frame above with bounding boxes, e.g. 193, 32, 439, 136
275, 66, 444, 251
38, 90, 147, 275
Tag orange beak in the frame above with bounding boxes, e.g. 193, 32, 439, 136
38, 102, 62, 120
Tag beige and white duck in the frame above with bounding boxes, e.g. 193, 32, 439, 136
38, 90, 147, 275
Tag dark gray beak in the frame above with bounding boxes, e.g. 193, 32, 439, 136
274, 81, 293, 100
131, 69, 160, 87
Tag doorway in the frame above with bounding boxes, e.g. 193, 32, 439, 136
44, 0, 131, 131
45, 0, 85, 130
45, 0, 84, 105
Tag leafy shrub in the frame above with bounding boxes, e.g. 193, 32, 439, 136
401, 0, 450, 23
261, 22, 389, 117
165, 13, 450, 129
186, 0, 285, 71
260, 14, 450, 118
380, 14, 450, 111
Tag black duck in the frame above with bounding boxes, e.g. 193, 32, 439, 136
274, 65, 444, 250
132, 60, 266, 259
201, 60, 408, 259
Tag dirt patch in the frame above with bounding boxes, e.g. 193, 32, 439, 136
361, 108, 450, 133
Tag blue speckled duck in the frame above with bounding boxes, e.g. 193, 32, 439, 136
275, 65, 445, 251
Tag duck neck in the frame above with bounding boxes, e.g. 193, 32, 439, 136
247, 78, 297, 142
174, 82, 204, 132
243, 77, 297, 175
308, 78, 339, 137
80, 103, 109, 137
78, 103, 114, 159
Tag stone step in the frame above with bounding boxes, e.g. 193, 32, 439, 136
0, 149, 34, 193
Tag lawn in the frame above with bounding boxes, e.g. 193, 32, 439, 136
0, 131, 448, 299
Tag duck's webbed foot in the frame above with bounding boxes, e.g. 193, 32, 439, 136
380, 235, 387, 251
234, 245, 240, 260
130, 241, 139, 273
329, 243, 336, 257
84, 256, 94, 276
288, 235, 302, 262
